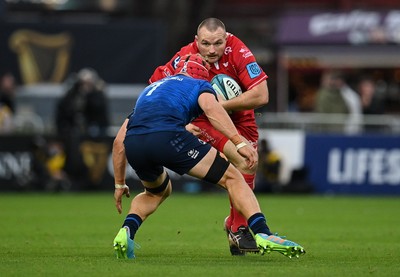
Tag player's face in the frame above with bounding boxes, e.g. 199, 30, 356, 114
196, 27, 227, 64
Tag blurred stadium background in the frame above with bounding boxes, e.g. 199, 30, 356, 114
0, 0, 399, 195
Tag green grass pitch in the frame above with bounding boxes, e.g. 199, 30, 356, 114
0, 192, 399, 276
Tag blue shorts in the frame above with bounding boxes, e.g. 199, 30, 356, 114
124, 131, 212, 181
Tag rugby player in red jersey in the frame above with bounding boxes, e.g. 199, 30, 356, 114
150, 18, 269, 255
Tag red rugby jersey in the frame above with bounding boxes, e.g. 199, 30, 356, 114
149, 32, 268, 129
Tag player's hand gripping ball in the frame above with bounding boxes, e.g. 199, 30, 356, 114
211, 74, 242, 100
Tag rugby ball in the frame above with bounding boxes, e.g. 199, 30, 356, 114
211, 74, 242, 100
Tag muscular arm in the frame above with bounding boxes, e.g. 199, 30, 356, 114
198, 92, 258, 169
198, 93, 241, 140
221, 80, 269, 112
112, 119, 130, 214
113, 119, 129, 184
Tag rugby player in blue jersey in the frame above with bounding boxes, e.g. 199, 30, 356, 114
112, 54, 305, 259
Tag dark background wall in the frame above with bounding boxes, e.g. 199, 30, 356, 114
0, 20, 166, 84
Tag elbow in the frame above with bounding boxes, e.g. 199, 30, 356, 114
113, 136, 124, 155
262, 83, 270, 105
113, 135, 122, 148
256, 91, 269, 108
261, 93, 269, 105
253, 81, 269, 107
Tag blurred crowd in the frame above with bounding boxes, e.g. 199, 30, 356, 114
0, 72, 16, 134
287, 68, 394, 133
1, 68, 110, 137
1, 65, 398, 191
1, 68, 110, 191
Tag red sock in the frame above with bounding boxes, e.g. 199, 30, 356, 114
243, 173, 255, 190
230, 173, 255, 232
225, 207, 233, 231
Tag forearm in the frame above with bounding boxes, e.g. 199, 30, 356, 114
113, 148, 127, 184
199, 93, 246, 147
222, 81, 269, 111
207, 111, 240, 142
112, 119, 129, 184
204, 102, 245, 148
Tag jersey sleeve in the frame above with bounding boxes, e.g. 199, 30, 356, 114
199, 81, 217, 99
230, 35, 268, 90
149, 65, 174, 84
148, 44, 196, 84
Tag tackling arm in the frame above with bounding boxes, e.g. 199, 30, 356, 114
112, 118, 130, 213
198, 92, 258, 170
113, 119, 129, 184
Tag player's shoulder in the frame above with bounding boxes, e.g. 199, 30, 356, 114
196, 78, 215, 92
177, 42, 197, 55
171, 74, 209, 86
171, 43, 198, 69
226, 32, 246, 47
225, 33, 254, 62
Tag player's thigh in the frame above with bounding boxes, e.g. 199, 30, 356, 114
192, 119, 228, 151
193, 120, 256, 174
187, 147, 220, 179
188, 151, 245, 190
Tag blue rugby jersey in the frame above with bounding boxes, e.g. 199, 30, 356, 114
126, 75, 216, 135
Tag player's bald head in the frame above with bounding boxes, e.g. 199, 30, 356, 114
197, 18, 226, 34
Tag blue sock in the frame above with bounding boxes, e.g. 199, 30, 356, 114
122, 214, 142, 240
248, 213, 272, 236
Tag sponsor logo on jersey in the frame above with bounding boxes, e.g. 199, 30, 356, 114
224, 46, 232, 55
163, 68, 171, 77
188, 149, 200, 159
199, 129, 216, 145
172, 56, 181, 69
246, 62, 262, 79
243, 52, 253, 58
239, 47, 253, 58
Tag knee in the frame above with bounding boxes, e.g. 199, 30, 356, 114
161, 181, 172, 199
236, 159, 258, 175
145, 173, 172, 200
223, 144, 258, 175
218, 165, 245, 190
